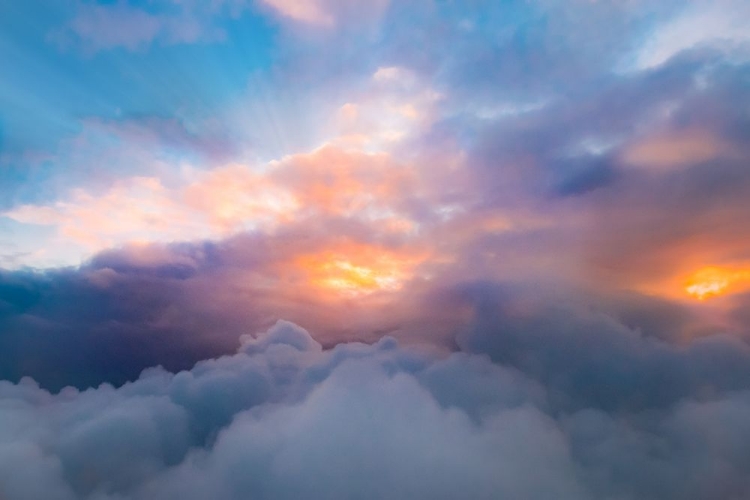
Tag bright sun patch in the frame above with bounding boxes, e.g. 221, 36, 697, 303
318, 260, 402, 293
684, 267, 750, 300
294, 244, 424, 296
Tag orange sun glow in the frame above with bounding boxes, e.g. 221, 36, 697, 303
684, 266, 750, 300
293, 244, 425, 296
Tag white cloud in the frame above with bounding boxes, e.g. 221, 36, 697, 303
0, 321, 583, 500
634, 1, 750, 70
4, 319, 750, 499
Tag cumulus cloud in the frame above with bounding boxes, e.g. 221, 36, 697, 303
0, 321, 578, 500
4, 319, 750, 499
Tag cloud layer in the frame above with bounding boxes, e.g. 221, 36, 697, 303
3, 1, 750, 498
5, 320, 750, 500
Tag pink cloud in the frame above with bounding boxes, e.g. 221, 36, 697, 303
0, 144, 416, 267
620, 128, 732, 170
261, 0, 335, 25
260, 0, 390, 27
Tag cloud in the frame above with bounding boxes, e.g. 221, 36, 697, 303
1, 142, 426, 269
5, 319, 750, 499
0, 59, 445, 270
260, 0, 390, 28
4, 53, 750, 385
0, 229, 437, 390
619, 128, 732, 170
634, 0, 750, 70
332, 66, 443, 150
51, 0, 233, 52
0, 116, 234, 214
0, 321, 583, 500
2, 45, 749, 399
66, 2, 163, 52
260, 0, 335, 25
437, 47, 750, 305
5, 8, 750, 498
456, 282, 750, 412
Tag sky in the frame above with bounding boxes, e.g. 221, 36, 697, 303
2, 0, 750, 498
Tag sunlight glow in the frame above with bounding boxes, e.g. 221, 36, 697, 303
293, 244, 425, 296
685, 267, 750, 300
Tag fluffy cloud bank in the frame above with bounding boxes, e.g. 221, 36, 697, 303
3, 320, 750, 500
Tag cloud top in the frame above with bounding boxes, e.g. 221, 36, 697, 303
5, 320, 750, 499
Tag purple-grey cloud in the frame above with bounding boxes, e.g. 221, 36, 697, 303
50, 0, 233, 53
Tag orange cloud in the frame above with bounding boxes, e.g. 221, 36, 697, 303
2, 67, 449, 270
183, 163, 299, 231
289, 241, 428, 297
684, 266, 750, 301
5, 177, 199, 251
2, 141, 427, 268
271, 144, 416, 220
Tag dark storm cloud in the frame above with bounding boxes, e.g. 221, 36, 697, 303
0, 247, 224, 389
